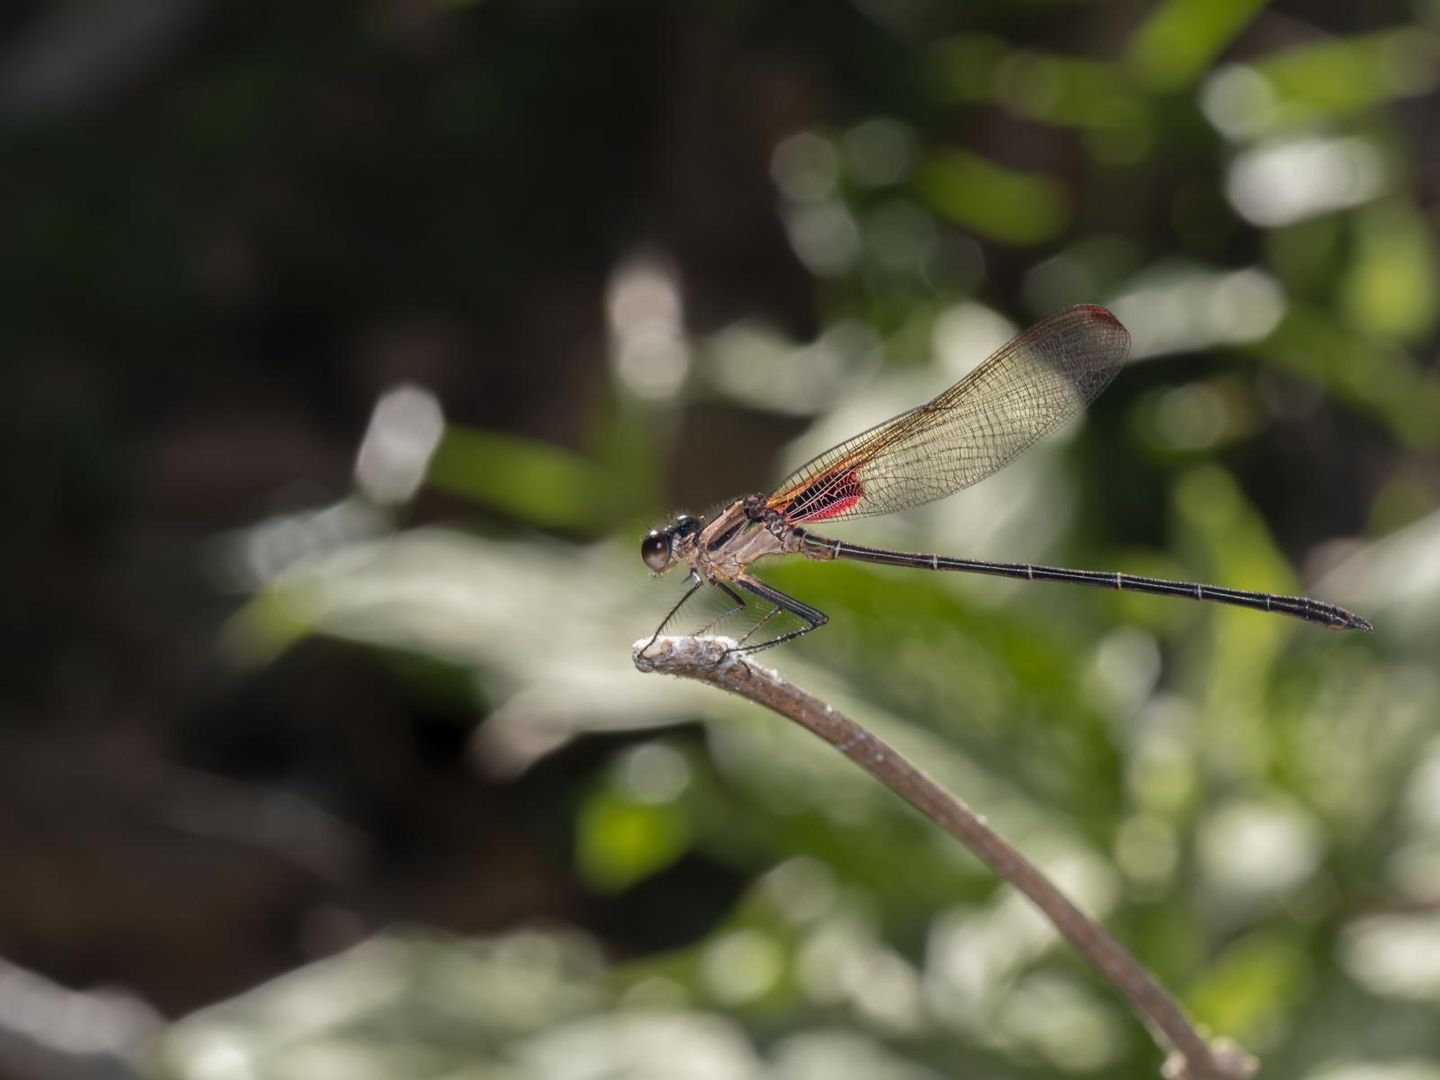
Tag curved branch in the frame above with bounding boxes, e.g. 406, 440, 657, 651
633, 635, 1255, 1080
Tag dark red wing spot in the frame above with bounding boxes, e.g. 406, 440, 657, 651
771, 465, 866, 523
798, 491, 864, 522
1072, 304, 1121, 328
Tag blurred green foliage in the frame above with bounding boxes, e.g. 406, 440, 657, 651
176, 0, 1440, 1073
5, 0, 1438, 1078
919, 150, 1072, 244
1128, 0, 1271, 90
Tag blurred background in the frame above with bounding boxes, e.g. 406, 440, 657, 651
3, 0, 1440, 1077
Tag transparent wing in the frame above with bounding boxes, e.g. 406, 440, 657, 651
766, 305, 1131, 524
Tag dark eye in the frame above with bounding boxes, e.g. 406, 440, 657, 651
640, 530, 672, 572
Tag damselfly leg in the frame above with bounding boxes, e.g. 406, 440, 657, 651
640, 576, 704, 658
693, 581, 748, 638
730, 576, 829, 654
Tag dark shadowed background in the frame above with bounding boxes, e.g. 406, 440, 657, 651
3, 1, 1439, 1078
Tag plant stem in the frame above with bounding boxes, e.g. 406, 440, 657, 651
633, 635, 1255, 1080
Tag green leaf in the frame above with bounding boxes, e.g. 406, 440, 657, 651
576, 790, 690, 893
1254, 308, 1440, 449
1340, 200, 1440, 344
426, 426, 628, 529
917, 150, 1070, 245
1257, 29, 1440, 121
1127, 0, 1269, 91
1186, 931, 1309, 1047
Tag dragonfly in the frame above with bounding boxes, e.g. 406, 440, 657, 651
640, 305, 1371, 654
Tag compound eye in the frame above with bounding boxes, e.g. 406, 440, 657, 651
640, 530, 672, 572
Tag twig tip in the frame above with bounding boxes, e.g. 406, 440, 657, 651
632, 634, 739, 675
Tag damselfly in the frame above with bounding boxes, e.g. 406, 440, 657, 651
641, 305, 1370, 653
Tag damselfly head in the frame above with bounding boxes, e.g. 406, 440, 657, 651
640, 515, 702, 574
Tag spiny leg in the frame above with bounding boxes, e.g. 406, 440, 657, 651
693, 581, 748, 638
735, 603, 783, 648
641, 576, 703, 657
732, 574, 829, 654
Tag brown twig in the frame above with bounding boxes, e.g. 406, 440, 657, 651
634, 635, 1256, 1080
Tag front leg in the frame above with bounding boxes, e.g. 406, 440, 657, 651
640, 575, 703, 657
